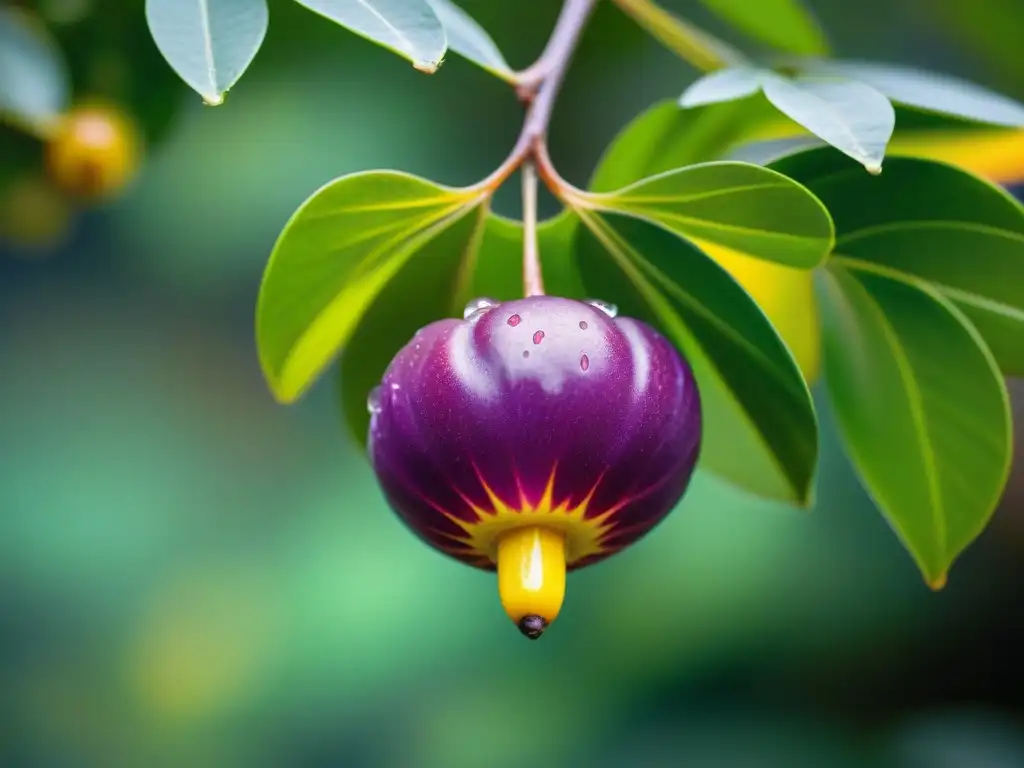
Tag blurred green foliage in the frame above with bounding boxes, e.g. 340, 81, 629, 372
2, 1, 1024, 766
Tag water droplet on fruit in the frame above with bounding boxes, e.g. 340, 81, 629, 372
464, 297, 497, 319
533, 330, 545, 344
507, 314, 521, 327
579, 321, 588, 330
586, 299, 618, 318
367, 385, 383, 414
580, 354, 590, 371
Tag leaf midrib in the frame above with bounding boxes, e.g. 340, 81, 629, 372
763, 74, 879, 160
843, 266, 947, 558
834, 252, 1024, 322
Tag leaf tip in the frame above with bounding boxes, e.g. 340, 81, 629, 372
413, 60, 440, 75
927, 572, 948, 591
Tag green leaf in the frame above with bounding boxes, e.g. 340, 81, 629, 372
698, 0, 828, 56
818, 262, 1012, 587
589, 98, 783, 193
145, 0, 269, 106
295, 0, 447, 72
809, 59, 1024, 128
426, 0, 512, 82
338, 210, 584, 448
573, 209, 819, 504
772, 148, 1024, 375
0, 7, 69, 132
760, 72, 895, 173
584, 162, 833, 268
256, 171, 484, 403
679, 67, 763, 108
337, 203, 488, 445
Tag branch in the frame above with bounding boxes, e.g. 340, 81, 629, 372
477, 0, 596, 193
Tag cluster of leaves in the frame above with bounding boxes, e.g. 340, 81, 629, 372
245, 0, 1024, 588
6, 0, 1024, 588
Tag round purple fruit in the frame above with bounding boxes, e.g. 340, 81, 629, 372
367, 295, 702, 639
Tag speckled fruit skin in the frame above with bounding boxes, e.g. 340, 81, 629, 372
368, 296, 702, 571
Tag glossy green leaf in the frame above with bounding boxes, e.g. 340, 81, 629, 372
760, 72, 895, 173
679, 67, 763, 108
573, 209, 819, 504
773, 148, 1024, 374
589, 98, 783, 193
698, 0, 828, 56
426, 0, 512, 81
818, 262, 1012, 586
584, 162, 833, 268
256, 171, 485, 403
809, 59, 1024, 128
145, 0, 269, 106
0, 7, 69, 131
295, 0, 447, 72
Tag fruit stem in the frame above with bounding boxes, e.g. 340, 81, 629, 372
521, 160, 545, 297
496, 526, 567, 639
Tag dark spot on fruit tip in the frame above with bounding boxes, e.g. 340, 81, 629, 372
518, 614, 547, 640
507, 314, 521, 327
579, 321, 588, 330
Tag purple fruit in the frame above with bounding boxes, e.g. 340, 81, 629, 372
368, 295, 702, 639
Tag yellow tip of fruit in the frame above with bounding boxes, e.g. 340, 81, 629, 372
496, 526, 566, 640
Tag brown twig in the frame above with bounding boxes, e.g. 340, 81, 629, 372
475, 0, 595, 196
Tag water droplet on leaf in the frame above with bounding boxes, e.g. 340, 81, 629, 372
464, 297, 498, 319
585, 299, 618, 318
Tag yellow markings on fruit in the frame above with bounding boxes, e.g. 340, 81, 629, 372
496, 526, 566, 639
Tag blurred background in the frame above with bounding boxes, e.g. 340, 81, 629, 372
2, 0, 1024, 765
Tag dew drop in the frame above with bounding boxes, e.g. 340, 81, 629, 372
533, 330, 545, 345
507, 314, 521, 327
522, 350, 530, 358
585, 298, 618, 318
580, 353, 590, 372
367, 385, 383, 414
578, 321, 588, 330
464, 296, 498, 319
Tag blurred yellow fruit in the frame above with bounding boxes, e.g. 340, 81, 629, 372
700, 242, 821, 386
45, 102, 141, 201
0, 174, 73, 251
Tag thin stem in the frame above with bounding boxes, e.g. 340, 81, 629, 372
521, 161, 544, 296
610, 0, 744, 72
